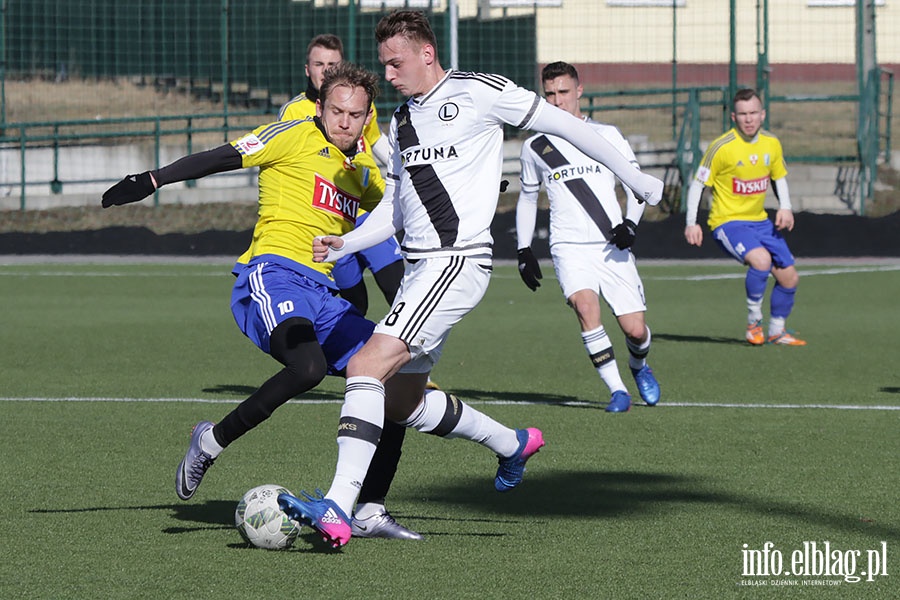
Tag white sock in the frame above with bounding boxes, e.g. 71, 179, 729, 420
325, 376, 384, 517
353, 502, 385, 520
747, 298, 764, 323
768, 317, 786, 337
403, 390, 520, 457
582, 326, 627, 394
199, 429, 224, 458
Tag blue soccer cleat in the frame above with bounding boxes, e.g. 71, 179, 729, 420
175, 420, 216, 501
631, 365, 660, 406
495, 428, 545, 492
605, 390, 632, 413
278, 489, 352, 548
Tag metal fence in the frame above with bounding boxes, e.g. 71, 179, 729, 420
0, 0, 896, 214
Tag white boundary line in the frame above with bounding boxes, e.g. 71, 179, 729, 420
1, 397, 897, 410
646, 264, 900, 281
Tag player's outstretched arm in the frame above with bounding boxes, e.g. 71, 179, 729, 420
529, 104, 663, 205
101, 172, 157, 208
329, 182, 401, 258
101, 144, 242, 208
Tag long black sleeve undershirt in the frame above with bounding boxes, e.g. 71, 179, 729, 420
151, 144, 243, 187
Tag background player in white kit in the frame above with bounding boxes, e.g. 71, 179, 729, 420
279, 10, 665, 548
515, 61, 660, 414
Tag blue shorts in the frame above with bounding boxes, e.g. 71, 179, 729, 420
331, 212, 402, 290
712, 219, 795, 269
230, 259, 375, 374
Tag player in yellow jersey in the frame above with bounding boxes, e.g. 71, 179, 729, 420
684, 88, 805, 346
277, 34, 401, 318
101, 63, 423, 540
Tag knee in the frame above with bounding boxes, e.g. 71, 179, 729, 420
568, 293, 601, 328
270, 318, 328, 391
623, 322, 647, 343
744, 249, 772, 272
776, 267, 799, 288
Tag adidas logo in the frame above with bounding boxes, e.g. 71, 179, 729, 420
318, 147, 331, 158
320, 507, 343, 525
542, 145, 553, 155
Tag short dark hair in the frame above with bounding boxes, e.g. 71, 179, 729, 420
375, 10, 438, 54
732, 88, 761, 110
319, 62, 379, 108
542, 61, 579, 84
307, 34, 344, 62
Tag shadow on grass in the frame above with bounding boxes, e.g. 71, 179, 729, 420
30, 473, 900, 546
202, 384, 345, 401
30, 500, 235, 534
201, 384, 588, 405
411, 470, 900, 542
653, 332, 748, 346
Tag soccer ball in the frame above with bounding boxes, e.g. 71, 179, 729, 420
235, 484, 301, 550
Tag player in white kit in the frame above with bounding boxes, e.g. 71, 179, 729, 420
516, 61, 660, 414
278, 11, 664, 548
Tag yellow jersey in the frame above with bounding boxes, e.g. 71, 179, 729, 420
278, 93, 382, 154
694, 128, 788, 230
232, 118, 384, 284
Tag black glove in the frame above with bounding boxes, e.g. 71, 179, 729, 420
517, 247, 543, 291
500, 179, 510, 193
609, 219, 637, 250
101, 172, 156, 208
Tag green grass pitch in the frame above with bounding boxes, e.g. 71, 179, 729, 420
0, 259, 898, 599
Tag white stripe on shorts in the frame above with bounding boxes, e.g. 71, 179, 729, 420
249, 263, 277, 334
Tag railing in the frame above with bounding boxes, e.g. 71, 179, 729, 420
0, 110, 272, 209
1, 84, 893, 214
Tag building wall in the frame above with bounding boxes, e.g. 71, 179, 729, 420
459, 0, 900, 65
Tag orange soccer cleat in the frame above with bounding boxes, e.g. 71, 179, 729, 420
746, 320, 765, 346
767, 331, 807, 346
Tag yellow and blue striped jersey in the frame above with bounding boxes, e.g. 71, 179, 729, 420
232, 118, 384, 281
694, 127, 788, 230
278, 93, 382, 154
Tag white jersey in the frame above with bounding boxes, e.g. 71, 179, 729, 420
519, 118, 639, 245
387, 69, 544, 259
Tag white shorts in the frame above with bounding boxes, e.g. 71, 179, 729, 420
374, 254, 492, 373
550, 242, 646, 316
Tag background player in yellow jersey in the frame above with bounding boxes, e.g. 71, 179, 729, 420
684, 88, 806, 346
280, 34, 390, 165
100, 63, 423, 539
